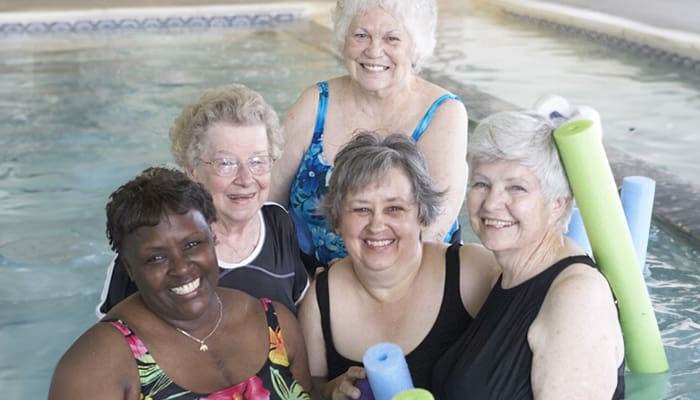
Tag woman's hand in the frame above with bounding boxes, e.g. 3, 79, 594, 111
323, 366, 367, 400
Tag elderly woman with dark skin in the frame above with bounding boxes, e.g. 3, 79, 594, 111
432, 111, 625, 399
50, 167, 312, 400
97, 84, 309, 317
297, 132, 499, 399
270, 0, 469, 267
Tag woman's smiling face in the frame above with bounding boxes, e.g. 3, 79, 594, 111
120, 208, 219, 322
467, 160, 559, 256
343, 6, 415, 92
338, 167, 422, 271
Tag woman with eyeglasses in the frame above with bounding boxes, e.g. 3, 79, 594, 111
96, 84, 310, 316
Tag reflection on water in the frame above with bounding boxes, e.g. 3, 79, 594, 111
1, 5, 699, 398
432, 1, 700, 187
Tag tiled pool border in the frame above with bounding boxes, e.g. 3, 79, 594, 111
487, 0, 700, 70
0, 2, 329, 35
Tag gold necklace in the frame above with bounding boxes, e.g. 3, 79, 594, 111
174, 293, 223, 352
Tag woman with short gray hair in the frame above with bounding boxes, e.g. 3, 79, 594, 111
97, 84, 309, 317
298, 131, 499, 398
433, 110, 625, 399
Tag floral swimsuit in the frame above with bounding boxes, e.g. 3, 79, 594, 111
288, 81, 462, 266
108, 298, 310, 400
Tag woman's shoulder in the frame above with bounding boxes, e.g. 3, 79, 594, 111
414, 77, 460, 101
458, 243, 500, 286
261, 202, 290, 220
459, 243, 497, 266
551, 259, 612, 296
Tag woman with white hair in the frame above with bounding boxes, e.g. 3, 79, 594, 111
432, 110, 625, 399
270, 0, 469, 268
97, 84, 309, 317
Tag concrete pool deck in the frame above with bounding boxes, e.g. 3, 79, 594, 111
2, 0, 698, 243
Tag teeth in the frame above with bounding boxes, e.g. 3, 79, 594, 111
484, 219, 514, 228
228, 193, 254, 199
363, 64, 387, 72
171, 278, 200, 295
366, 239, 393, 247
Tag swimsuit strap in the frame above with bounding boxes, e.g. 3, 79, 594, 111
411, 93, 461, 141
312, 81, 330, 143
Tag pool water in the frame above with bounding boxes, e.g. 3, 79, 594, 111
1, 3, 699, 399
432, 1, 700, 187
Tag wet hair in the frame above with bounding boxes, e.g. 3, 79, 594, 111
332, 0, 437, 71
321, 131, 444, 229
105, 167, 217, 253
468, 110, 574, 230
169, 83, 283, 168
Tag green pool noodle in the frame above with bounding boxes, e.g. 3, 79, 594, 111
392, 389, 434, 400
553, 119, 668, 373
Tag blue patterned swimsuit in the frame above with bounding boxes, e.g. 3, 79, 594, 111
288, 81, 462, 266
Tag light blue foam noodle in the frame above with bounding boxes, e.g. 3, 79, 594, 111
620, 176, 656, 276
363, 342, 414, 400
566, 206, 592, 257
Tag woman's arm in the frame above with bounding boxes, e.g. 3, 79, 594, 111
272, 301, 313, 393
49, 323, 138, 400
459, 243, 500, 317
269, 85, 320, 206
297, 277, 369, 399
528, 265, 624, 399
416, 98, 469, 243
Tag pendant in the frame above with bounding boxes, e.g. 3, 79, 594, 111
199, 343, 208, 352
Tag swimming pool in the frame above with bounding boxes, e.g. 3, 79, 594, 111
0, 2, 698, 398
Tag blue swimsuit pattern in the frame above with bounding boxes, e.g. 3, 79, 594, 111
288, 81, 462, 266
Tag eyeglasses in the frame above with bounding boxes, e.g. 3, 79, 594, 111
197, 155, 274, 177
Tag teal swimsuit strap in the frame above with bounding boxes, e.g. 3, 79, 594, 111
312, 81, 330, 143
411, 93, 462, 141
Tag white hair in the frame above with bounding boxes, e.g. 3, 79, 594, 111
331, 0, 437, 72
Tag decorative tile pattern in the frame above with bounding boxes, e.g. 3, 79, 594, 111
0, 10, 302, 36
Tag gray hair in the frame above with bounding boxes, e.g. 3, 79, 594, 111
322, 131, 445, 229
468, 110, 574, 231
331, 0, 437, 72
169, 83, 283, 168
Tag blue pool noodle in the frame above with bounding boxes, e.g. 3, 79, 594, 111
566, 207, 592, 256
621, 176, 656, 275
363, 342, 413, 400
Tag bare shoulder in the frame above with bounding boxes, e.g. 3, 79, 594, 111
282, 82, 324, 140
454, 243, 499, 316
535, 262, 619, 331
459, 243, 499, 277
418, 78, 467, 115
269, 299, 299, 330
529, 261, 624, 397
548, 263, 614, 305
49, 321, 136, 399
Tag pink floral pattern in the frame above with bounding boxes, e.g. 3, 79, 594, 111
107, 298, 309, 400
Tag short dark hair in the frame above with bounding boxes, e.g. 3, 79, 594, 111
105, 167, 217, 253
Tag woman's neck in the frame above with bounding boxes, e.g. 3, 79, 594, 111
346, 74, 417, 110
496, 228, 568, 289
352, 242, 425, 305
213, 213, 261, 263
